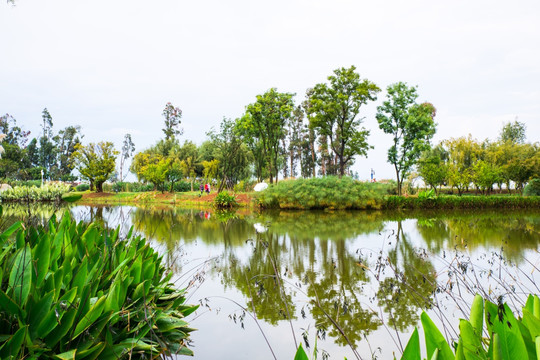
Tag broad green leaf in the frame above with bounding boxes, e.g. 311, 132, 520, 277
131, 256, 142, 284
492, 333, 501, 360
458, 319, 487, 360
8, 244, 32, 307
0, 289, 22, 316
0, 325, 27, 359
54, 349, 76, 360
75, 342, 105, 360
401, 327, 421, 360
71, 259, 88, 298
421, 311, 455, 360
33, 230, 51, 285
523, 310, 540, 338
534, 296, 540, 319
73, 295, 106, 338
294, 344, 309, 360
44, 308, 77, 348
536, 337, 540, 360
487, 302, 528, 360
28, 290, 55, 340
469, 294, 484, 338
0, 221, 22, 247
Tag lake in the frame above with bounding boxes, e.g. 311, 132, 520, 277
2, 203, 540, 359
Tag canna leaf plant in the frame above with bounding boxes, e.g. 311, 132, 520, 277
0, 210, 197, 359
398, 294, 540, 360
0, 184, 71, 203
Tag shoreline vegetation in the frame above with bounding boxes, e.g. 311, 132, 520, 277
2, 177, 539, 210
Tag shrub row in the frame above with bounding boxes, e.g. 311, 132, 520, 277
384, 195, 540, 210
257, 177, 396, 210
0, 211, 197, 359
0, 184, 71, 202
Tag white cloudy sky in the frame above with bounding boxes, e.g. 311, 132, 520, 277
1, 0, 539, 180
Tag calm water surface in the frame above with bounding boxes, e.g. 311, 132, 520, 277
3, 204, 540, 359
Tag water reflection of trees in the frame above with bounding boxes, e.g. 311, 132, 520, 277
377, 221, 437, 332
412, 210, 540, 261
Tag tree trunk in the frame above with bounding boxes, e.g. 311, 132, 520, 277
395, 165, 402, 196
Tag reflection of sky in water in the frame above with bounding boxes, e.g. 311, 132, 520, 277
4, 205, 540, 360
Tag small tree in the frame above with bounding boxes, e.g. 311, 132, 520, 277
162, 102, 183, 141
71, 142, 118, 192
376, 82, 437, 195
119, 133, 135, 182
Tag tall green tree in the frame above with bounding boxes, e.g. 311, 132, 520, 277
307, 66, 380, 177
71, 142, 118, 192
53, 125, 82, 180
162, 102, 183, 141
39, 108, 56, 179
499, 119, 526, 144
376, 82, 437, 195
418, 145, 447, 194
243, 88, 295, 183
208, 118, 252, 191
0, 113, 31, 179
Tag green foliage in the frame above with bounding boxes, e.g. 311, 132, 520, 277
61, 193, 82, 202
307, 66, 380, 176
0, 184, 71, 202
376, 82, 437, 195
399, 294, 540, 360
241, 88, 295, 183
418, 189, 436, 200
0, 212, 197, 359
524, 179, 540, 196
258, 176, 395, 210
214, 191, 239, 209
75, 183, 90, 192
71, 142, 118, 192
385, 195, 540, 210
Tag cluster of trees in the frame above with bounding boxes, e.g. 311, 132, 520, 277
0, 110, 82, 181
418, 121, 540, 194
2, 65, 536, 195
128, 66, 437, 195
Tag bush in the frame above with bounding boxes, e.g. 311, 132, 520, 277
75, 183, 90, 191
234, 179, 257, 192
0, 212, 198, 359
214, 191, 238, 209
257, 176, 396, 210
524, 178, 540, 196
0, 184, 71, 202
384, 195, 540, 210
7, 180, 42, 188
170, 180, 191, 192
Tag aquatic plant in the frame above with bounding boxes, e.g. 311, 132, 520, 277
257, 176, 396, 210
214, 191, 239, 209
0, 184, 71, 202
0, 211, 197, 359
398, 294, 540, 360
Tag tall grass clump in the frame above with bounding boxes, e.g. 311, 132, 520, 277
0, 210, 197, 359
0, 184, 71, 203
257, 176, 396, 210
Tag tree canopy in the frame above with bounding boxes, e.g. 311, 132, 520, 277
376, 82, 437, 195
307, 66, 380, 177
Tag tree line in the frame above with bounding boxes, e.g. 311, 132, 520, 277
1, 66, 537, 195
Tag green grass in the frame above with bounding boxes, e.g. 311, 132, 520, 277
257, 176, 396, 210
384, 194, 540, 210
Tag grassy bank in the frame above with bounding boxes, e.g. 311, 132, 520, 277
385, 194, 540, 210
73, 190, 255, 207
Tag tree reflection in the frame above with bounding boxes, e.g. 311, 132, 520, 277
377, 221, 437, 332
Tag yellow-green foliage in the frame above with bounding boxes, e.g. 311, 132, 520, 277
258, 176, 396, 210
0, 184, 71, 202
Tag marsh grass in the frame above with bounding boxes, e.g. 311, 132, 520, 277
257, 177, 396, 210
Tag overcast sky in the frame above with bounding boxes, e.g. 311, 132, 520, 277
1, 0, 539, 181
